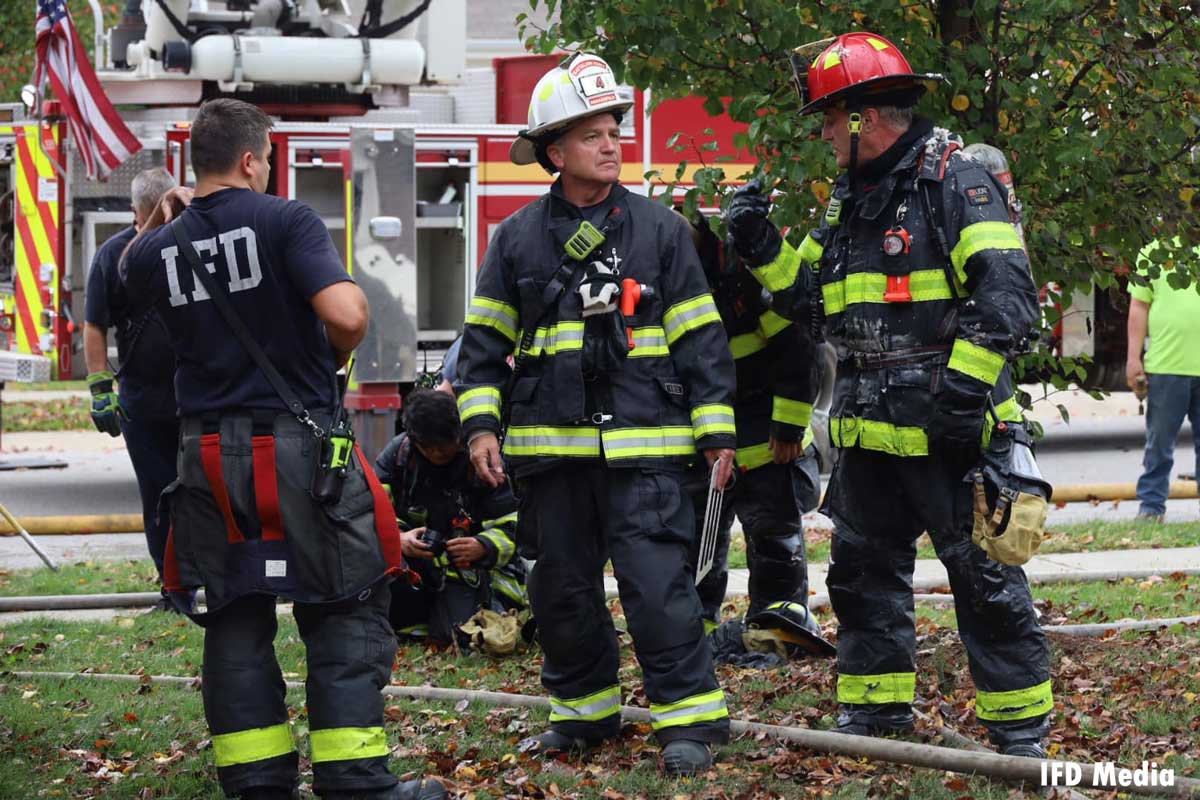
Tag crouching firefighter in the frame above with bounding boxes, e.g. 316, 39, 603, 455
685, 217, 834, 661
375, 389, 527, 647
121, 99, 445, 800
727, 34, 1053, 757
455, 53, 737, 776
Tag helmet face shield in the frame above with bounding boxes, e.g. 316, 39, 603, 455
790, 38, 835, 107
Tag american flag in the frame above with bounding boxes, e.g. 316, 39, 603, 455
34, 0, 141, 179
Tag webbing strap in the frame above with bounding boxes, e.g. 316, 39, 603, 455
356, 443, 408, 577
199, 433, 245, 544
162, 527, 182, 592
251, 436, 285, 542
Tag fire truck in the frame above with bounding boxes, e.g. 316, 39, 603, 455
0, 0, 760, 455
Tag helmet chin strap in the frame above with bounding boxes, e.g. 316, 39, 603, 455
846, 107, 864, 197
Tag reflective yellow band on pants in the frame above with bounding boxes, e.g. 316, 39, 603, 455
517, 321, 584, 357
549, 685, 621, 723
650, 689, 729, 731
975, 680, 1053, 722
837, 672, 917, 705
950, 221, 1024, 286
602, 427, 695, 461
691, 403, 736, 439
772, 397, 813, 428
457, 386, 502, 423
663, 294, 721, 345
749, 240, 802, 294
627, 326, 670, 358
831, 417, 929, 457
822, 269, 957, 316
465, 296, 519, 343
212, 723, 295, 767
505, 426, 601, 458
310, 726, 389, 763
948, 339, 1006, 386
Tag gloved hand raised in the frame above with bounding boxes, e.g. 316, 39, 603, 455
727, 179, 782, 267
86, 371, 127, 437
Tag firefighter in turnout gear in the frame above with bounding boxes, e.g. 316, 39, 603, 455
728, 33, 1052, 757
122, 100, 445, 800
456, 53, 736, 776
375, 389, 527, 644
685, 218, 833, 658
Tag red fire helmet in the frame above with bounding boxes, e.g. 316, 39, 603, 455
790, 32, 945, 115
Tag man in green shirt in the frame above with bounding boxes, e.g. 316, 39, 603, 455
1126, 236, 1200, 521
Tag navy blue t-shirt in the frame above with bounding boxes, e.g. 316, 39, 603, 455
122, 188, 350, 416
84, 225, 177, 419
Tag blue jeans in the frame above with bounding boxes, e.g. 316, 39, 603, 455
1136, 373, 1200, 515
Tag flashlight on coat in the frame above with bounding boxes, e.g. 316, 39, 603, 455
620, 278, 654, 350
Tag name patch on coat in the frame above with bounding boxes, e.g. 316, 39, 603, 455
965, 185, 993, 206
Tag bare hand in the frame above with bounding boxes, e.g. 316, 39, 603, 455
1126, 357, 1148, 397
703, 447, 735, 490
446, 537, 486, 569
769, 436, 805, 464
141, 186, 194, 232
469, 432, 506, 488
401, 527, 433, 559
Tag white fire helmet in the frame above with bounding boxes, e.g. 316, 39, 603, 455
508, 52, 634, 170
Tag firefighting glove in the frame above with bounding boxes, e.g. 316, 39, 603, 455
926, 402, 985, 466
727, 179, 782, 267
86, 371, 127, 437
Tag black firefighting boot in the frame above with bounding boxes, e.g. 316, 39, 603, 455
322, 778, 446, 799
834, 703, 915, 737
517, 729, 600, 756
661, 739, 713, 776
988, 717, 1050, 760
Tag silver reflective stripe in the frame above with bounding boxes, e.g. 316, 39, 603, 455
549, 688, 621, 721
504, 426, 601, 456
650, 697, 728, 728
663, 297, 720, 344
602, 427, 695, 459
524, 323, 585, 356
458, 390, 500, 419
628, 327, 669, 357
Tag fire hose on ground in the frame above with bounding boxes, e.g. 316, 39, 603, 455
6, 670, 1198, 797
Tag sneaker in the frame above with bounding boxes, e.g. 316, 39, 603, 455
517, 729, 596, 756
1001, 740, 1048, 759
661, 739, 713, 777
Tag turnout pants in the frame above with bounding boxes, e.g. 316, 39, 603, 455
825, 447, 1052, 743
688, 453, 820, 624
517, 463, 730, 745
203, 589, 398, 798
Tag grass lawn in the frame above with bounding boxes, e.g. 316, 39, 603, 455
2, 399, 94, 432
2, 583, 1198, 798
0, 560, 162, 598
2, 381, 88, 392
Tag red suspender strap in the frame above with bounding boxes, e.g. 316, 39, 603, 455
162, 526, 183, 592
251, 435, 286, 542
356, 443, 407, 574
199, 433, 246, 544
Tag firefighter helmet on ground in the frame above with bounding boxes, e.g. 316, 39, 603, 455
790, 32, 944, 115
509, 52, 634, 171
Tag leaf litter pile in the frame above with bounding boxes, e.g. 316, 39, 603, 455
1, 590, 1198, 799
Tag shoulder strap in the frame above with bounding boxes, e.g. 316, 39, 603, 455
169, 217, 315, 428
916, 140, 961, 291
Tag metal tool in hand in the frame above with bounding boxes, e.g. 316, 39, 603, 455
695, 463, 725, 586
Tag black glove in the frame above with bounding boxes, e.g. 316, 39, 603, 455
926, 401, 985, 465
727, 179, 782, 267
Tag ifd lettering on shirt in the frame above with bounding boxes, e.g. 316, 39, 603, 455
163, 226, 263, 307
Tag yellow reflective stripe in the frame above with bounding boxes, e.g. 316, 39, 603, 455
310, 726, 389, 763
758, 309, 792, 339
465, 296, 519, 343
397, 623, 429, 636
764, 600, 807, 615
772, 397, 813, 428
505, 426, 601, 457
663, 294, 721, 345
831, 417, 928, 457
457, 386, 502, 422
950, 221, 1024, 286
983, 394, 1025, 448
837, 672, 917, 705
602, 426, 695, 460
212, 723, 295, 768
798, 233, 824, 265
491, 571, 526, 605
691, 403, 736, 439
550, 685, 621, 722
516, 321, 585, 357
948, 339, 1006, 386
628, 326, 670, 358
703, 618, 719, 634
822, 269, 956, 315
976, 680, 1053, 722
478, 526, 515, 566
650, 689, 728, 730
729, 329, 769, 360
749, 241, 801, 293
736, 442, 773, 471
